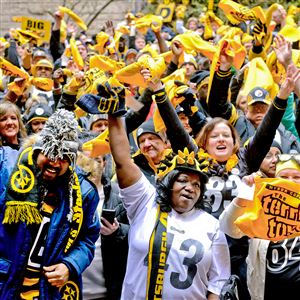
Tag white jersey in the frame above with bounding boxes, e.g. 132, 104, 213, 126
120, 174, 230, 300
205, 170, 243, 219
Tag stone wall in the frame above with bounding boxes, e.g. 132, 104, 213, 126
0, 0, 146, 36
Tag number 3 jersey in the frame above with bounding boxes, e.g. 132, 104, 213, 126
120, 174, 230, 300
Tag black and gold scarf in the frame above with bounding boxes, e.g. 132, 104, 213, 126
146, 206, 168, 300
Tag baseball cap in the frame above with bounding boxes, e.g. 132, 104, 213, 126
247, 87, 272, 106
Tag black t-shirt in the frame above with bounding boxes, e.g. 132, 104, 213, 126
265, 237, 300, 299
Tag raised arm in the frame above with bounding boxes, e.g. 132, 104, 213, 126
163, 41, 182, 77
124, 88, 153, 134
108, 115, 142, 188
140, 69, 198, 153
273, 34, 293, 71
50, 10, 65, 63
152, 22, 169, 54
242, 65, 300, 175
207, 46, 237, 123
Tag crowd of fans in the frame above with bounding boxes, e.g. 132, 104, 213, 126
0, 1, 300, 299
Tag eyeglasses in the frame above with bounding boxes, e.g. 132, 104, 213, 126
277, 154, 300, 165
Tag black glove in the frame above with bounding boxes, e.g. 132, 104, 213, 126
97, 81, 114, 99
174, 81, 197, 116
252, 20, 267, 44
97, 82, 127, 116
113, 85, 127, 117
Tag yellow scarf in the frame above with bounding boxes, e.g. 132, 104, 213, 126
197, 148, 239, 173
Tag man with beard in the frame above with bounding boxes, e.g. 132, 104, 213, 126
0, 109, 100, 300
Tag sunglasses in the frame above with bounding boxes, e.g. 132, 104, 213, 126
277, 154, 300, 165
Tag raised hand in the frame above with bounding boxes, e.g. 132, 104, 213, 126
67, 21, 77, 38
52, 10, 63, 31
105, 20, 115, 37
97, 82, 118, 113
252, 19, 267, 46
66, 58, 80, 73
171, 40, 183, 57
115, 85, 127, 115
273, 34, 293, 70
97, 82, 127, 116
236, 62, 249, 83
219, 41, 234, 71
277, 64, 300, 99
53, 68, 64, 85
140, 68, 164, 91
174, 80, 197, 116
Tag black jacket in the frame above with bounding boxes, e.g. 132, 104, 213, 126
101, 175, 129, 300
50, 29, 66, 66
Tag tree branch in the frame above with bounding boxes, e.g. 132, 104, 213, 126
86, 0, 115, 28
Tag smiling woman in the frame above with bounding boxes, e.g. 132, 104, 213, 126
0, 101, 27, 150
196, 118, 241, 218
194, 102, 294, 300
198, 118, 239, 163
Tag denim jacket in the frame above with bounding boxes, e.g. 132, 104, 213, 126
0, 146, 19, 206
0, 163, 100, 300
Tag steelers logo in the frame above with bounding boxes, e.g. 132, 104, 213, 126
60, 281, 79, 300
11, 165, 35, 193
254, 89, 264, 98
35, 107, 45, 116
137, 128, 144, 136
